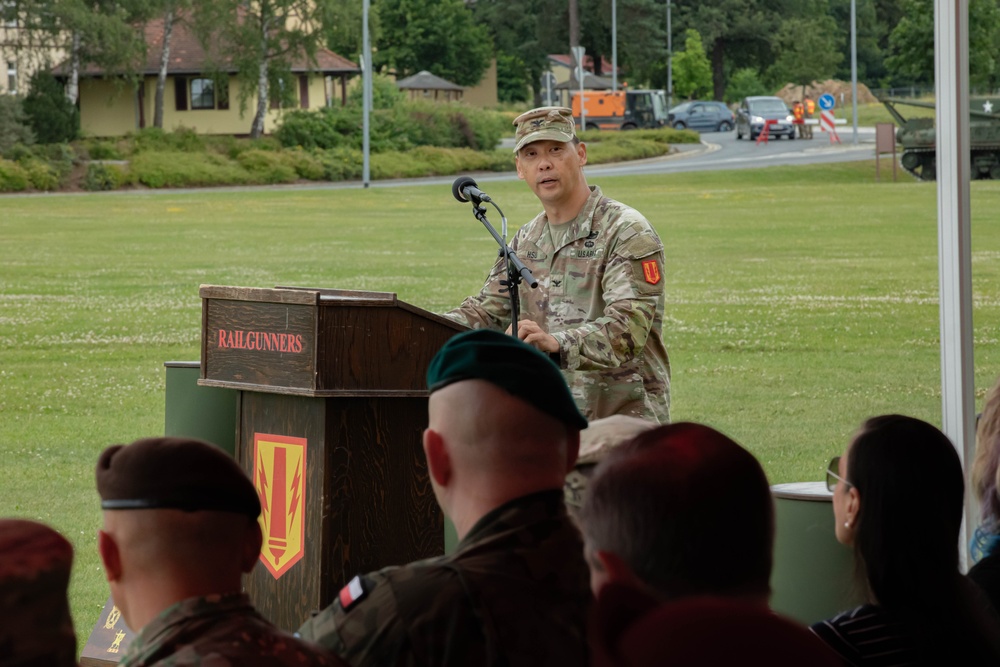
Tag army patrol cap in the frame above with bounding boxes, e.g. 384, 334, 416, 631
427, 329, 588, 430
0, 519, 77, 667
513, 106, 577, 154
97, 436, 262, 518
578, 415, 657, 466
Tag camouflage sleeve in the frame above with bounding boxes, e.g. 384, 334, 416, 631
442, 233, 524, 331
297, 571, 414, 667
552, 223, 664, 372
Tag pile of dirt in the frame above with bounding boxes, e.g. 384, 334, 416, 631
774, 80, 879, 105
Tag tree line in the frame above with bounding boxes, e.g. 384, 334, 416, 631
3, 0, 999, 137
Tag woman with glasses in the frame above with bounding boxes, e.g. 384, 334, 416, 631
971, 378, 1000, 612
812, 414, 1000, 665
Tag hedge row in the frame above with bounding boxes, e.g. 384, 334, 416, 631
0, 127, 699, 193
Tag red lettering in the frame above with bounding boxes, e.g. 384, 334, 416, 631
294, 335, 304, 353
268, 332, 279, 351
278, 333, 287, 352
236, 330, 245, 349
218, 329, 226, 348
226, 330, 235, 348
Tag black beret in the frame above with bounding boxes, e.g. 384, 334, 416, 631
96, 437, 261, 518
427, 329, 588, 430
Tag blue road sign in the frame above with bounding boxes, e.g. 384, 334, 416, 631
818, 94, 835, 110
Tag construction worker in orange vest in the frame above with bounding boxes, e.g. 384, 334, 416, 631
792, 101, 805, 138
803, 96, 816, 139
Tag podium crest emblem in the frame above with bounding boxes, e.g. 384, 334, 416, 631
253, 433, 307, 578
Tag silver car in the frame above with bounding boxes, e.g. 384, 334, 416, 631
735, 96, 796, 140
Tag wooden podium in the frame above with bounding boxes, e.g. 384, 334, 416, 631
198, 285, 466, 632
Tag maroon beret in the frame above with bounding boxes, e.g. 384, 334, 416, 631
96, 437, 261, 518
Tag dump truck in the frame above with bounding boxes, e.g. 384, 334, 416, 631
570, 89, 669, 130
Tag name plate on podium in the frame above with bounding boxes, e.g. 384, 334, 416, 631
199, 285, 463, 396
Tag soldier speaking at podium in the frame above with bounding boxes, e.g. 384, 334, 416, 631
446, 106, 670, 424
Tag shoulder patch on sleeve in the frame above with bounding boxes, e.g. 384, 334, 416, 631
338, 575, 369, 611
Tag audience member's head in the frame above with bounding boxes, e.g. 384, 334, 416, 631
580, 422, 773, 603
973, 376, 1000, 558
833, 415, 963, 605
591, 584, 842, 667
564, 415, 656, 510
0, 519, 77, 667
96, 436, 263, 632
423, 329, 587, 538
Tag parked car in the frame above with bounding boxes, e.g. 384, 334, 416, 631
735, 96, 796, 140
667, 101, 735, 132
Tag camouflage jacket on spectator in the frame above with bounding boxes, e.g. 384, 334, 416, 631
446, 186, 670, 423
298, 490, 593, 667
121, 593, 339, 667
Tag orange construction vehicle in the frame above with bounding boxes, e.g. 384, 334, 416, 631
570, 89, 669, 130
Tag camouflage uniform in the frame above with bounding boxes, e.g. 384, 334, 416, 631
121, 593, 340, 667
298, 490, 593, 667
447, 186, 670, 423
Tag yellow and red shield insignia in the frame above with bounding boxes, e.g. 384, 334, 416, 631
642, 259, 661, 285
253, 433, 307, 579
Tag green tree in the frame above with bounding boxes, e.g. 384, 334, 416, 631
496, 53, 531, 103
578, 0, 666, 86
22, 71, 79, 144
768, 16, 843, 91
326, 0, 380, 65
673, 29, 713, 99
376, 0, 492, 87
679, 0, 782, 101
0, 96, 35, 157
472, 0, 565, 103
725, 67, 768, 103
886, 0, 1000, 88
192, 0, 337, 137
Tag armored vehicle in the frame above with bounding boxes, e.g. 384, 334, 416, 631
881, 97, 1000, 180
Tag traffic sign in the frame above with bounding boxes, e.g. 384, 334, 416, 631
818, 94, 835, 111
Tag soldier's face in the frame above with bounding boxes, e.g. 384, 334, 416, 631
516, 139, 588, 207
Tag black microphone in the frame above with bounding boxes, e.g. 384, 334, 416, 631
452, 176, 492, 204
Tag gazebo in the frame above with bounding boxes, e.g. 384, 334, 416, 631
396, 70, 463, 102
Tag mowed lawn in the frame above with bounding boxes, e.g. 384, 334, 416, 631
2, 159, 1000, 644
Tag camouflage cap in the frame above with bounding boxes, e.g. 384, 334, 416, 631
513, 106, 577, 154
96, 437, 262, 518
565, 416, 656, 508
578, 415, 657, 466
427, 329, 588, 430
0, 519, 77, 667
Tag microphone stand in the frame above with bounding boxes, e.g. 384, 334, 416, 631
465, 198, 538, 339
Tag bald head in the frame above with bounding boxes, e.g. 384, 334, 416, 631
425, 381, 581, 536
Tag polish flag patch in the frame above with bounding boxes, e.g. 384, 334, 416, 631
338, 575, 367, 611
642, 259, 661, 285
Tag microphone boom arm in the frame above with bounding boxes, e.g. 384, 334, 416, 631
468, 199, 538, 340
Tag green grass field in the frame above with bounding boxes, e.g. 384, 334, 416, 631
3, 158, 1000, 646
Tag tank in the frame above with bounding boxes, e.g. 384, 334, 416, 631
880, 96, 1000, 180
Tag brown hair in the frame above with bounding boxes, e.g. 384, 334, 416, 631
972, 376, 1000, 526
580, 422, 773, 599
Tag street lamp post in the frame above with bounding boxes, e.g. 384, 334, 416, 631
666, 0, 672, 111
612, 0, 617, 91
362, 0, 371, 187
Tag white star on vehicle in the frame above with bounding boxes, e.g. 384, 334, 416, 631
984, 100, 994, 114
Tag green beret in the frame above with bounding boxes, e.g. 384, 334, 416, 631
96, 437, 261, 518
427, 329, 588, 430
513, 106, 577, 154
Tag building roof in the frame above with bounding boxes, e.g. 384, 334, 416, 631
395, 70, 463, 91
548, 53, 616, 75
555, 73, 615, 90
54, 17, 358, 77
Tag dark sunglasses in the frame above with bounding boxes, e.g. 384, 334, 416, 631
825, 456, 852, 492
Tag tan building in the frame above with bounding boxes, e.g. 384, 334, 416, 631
0, 2, 66, 96
57, 18, 358, 137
